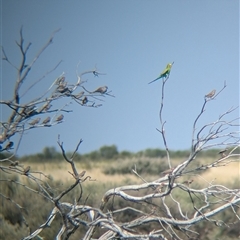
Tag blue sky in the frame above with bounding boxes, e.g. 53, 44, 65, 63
1, 1, 239, 156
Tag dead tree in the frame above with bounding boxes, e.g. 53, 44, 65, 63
22, 78, 239, 240
1, 28, 239, 240
0, 27, 113, 154
0, 28, 112, 239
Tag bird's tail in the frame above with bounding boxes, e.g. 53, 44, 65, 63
148, 77, 159, 84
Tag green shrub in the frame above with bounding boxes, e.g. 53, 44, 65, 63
103, 158, 169, 175
99, 145, 118, 159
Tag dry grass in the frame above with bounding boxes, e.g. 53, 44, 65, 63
25, 161, 141, 184
22, 159, 239, 186
201, 162, 240, 184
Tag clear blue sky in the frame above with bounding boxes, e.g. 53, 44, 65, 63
1, 1, 239, 156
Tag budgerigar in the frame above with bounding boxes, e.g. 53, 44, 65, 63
148, 62, 174, 84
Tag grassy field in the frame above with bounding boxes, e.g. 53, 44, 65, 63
200, 161, 240, 184
21, 158, 240, 186
2, 158, 239, 240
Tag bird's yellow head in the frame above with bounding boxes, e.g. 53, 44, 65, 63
167, 62, 174, 68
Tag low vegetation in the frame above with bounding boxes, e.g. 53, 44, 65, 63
1, 147, 239, 239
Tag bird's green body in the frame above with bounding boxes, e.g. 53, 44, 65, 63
148, 62, 173, 84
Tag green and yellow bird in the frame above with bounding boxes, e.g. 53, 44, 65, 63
148, 62, 174, 84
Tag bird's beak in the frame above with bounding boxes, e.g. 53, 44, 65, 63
172, 61, 174, 65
